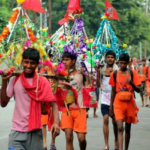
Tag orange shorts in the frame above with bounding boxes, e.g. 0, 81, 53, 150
41, 114, 48, 126
60, 109, 87, 133
114, 94, 137, 124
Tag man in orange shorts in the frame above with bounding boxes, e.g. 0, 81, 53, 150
138, 58, 148, 107
40, 50, 57, 150
146, 60, 150, 108
109, 53, 141, 150
60, 50, 88, 150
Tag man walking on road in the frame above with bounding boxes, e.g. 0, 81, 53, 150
109, 53, 141, 150
96, 51, 119, 150
138, 58, 148, 107
1, 48, 60, 150
59, 51, 88, 150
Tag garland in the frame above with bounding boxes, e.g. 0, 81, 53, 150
93, 14, 128, 60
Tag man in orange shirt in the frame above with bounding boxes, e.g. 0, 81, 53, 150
40, 49, 58, 150
146, 60, 150, 108
138, 59, 148, 107
109, 53, 141, 150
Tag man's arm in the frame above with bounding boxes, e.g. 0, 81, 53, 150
50, 102, 59, 124
50, 101, 60, 136
1, 74, 12, 107
129, 81, 141, 93
109, 87, 116, 118
96, 68, 100, 88
126, 77, 141, 93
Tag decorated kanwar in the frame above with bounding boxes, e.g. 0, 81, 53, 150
0, 0, 150, 150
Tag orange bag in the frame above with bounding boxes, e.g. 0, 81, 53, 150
118, 91, 132, 102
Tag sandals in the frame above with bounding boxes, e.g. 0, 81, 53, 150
145, 104, 149, 107
115, 146, 119, 150
50, 145, 57, 150
102, 147, 109, 150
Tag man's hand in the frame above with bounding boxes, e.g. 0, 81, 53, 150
2, 72, 13, 81
51, 123, 60, 137
95, 64, 101, 73
109, 107, 114, 119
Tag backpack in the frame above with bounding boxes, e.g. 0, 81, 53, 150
113, 68, 136, 98
113, 68, 133, 84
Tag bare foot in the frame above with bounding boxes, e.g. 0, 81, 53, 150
93, 114, 98, 118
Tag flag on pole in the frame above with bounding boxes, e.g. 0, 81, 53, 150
105, 0, 119, 21
67, 0, 83, 14
23, 0, 46, 13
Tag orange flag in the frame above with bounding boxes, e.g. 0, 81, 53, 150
105, 0, 119, 21
23, 0, 46, 13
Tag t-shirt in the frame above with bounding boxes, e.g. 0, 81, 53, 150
109, 70, 141, 92
100, 64, 118, 105
147, 66, 150, 80
7, 77, 33, 132
101, 75, 112, 105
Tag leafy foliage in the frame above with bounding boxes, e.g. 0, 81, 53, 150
0, 0, 150, 57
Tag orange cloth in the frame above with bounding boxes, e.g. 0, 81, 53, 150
147, 66, 150, 80
41, 114, 48, 125
138, 66, 147, 82
109, 70, 141, 124
60, 109, 87, 133
146, 66, 150, 96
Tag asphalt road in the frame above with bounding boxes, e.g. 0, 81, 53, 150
0, 93, 150, 150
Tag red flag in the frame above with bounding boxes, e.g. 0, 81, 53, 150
67, 0, 83, 14
23, 0, 46, 13
105, 0, 119, 21
58, 13, 74, 25
58, 18, 68, 25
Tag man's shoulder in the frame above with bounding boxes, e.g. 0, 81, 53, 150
39, 76, 49, 84
74, 72, 83, 77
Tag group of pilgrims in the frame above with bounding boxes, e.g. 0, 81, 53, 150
0, 0, 150, 150
1, 47, 150, 150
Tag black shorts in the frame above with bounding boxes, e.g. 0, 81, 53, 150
101, 104, 110, 116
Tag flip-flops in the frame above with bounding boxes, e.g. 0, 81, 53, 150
114, 146, 119, 150
50, 145, 57, 150
102, 147, 109, 150
145, 104, 149, 107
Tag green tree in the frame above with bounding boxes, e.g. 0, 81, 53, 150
1, 0, 150, 58
0, 0, 12, 33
